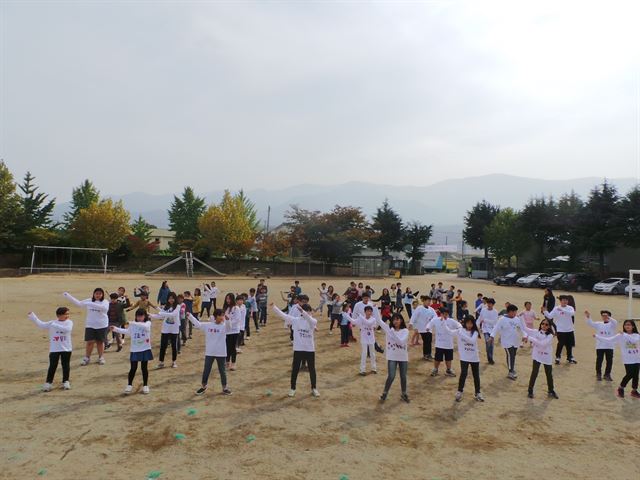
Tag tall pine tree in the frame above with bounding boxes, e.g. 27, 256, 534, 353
18, 172, 56, 230
64, 180, 100, 226
0, 161, 23, 250
369, 199, 404, 256
168, 187, 206, 251
463, 200, 500, 259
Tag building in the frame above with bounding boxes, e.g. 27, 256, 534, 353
149, 229, 175, 251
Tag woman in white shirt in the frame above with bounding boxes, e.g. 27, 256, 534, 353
447, 315, 484, 402
595, 320, 640, 399
63, 289, 109, 366
110, 308, 153, 394
376, 313, 410, 403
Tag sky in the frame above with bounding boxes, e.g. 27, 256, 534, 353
1, 0, 639, 201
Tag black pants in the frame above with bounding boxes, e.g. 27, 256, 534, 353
596, 349, 614, 376
291, 351, 316, 390
202, 302, 211, 318
528, 360, 554, 393
202, 356, 226, 387
128, 361, 149, 386
459, 360, 480, 394
340, 324, 350, 344
505, 346, 518, 373
555, 332, 575, 360
420, 332, 432, 357
212, 298, 217, 310
404, 304, 412, 319
46, 351, 71, 383
226, 334, 238, 363
159, 333, 179, 362
259, 306, 267, 325
620, 363, 639, 390
180, 318, 188, 344
252, 311, 259, 331
330, 314, 341, 331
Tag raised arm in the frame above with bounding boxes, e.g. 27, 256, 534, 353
28, 312, 51, 329
376, 317, 391, 334
62, 292, 83, 307
271, 304, 294, 327
187, 312, 205, 330
301, 310, 319, 329
518, 317, 538, 337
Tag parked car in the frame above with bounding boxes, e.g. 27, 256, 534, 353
517, 273, 549, 288
538, 272, 567, 289
625, 282, 640, 297
592, 278, 629, 295
493, 272, 525, 286
560, 273, 598, 292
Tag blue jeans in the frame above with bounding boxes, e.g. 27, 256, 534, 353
202, 355, 227, 387
384, 360, 408, 394
484, 333, 494, 362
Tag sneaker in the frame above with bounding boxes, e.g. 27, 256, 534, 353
374, 344, 384, 354
104, 342, 111, 350
124, 385, 133, 395
142, 386, 150, 394
596, 374, 602, 381
568, 358, 578, 364
426, 355, 433, 361
196, 386, 207, 395
42, 383, 52, 392
400, 393, 410, 403
616, 387, 624, 398
555, 357, 561, 365
230, 363, 236, 371
371, 370, 377, 374
430, 368, 439, 377
236, 348, 243, 353
488, 360, 495, 365
329, 330, 333, 335
98, 357, 106, 365
630, 390, 640, 399
527, 390, 534, 399
188, 335, 192, 339
311, 389, 320, 397
548, 391, 559, 399
474, 392, 485, 402
379, 392, 388, 401
604, 374, 613, 381
62, 381, 71, 390
455, 391, 463, 402
288, 389, 296, 397
359, 372, 366, 376
171, 362, 178, 368
80, 357, 90, 366
222, 388, 232, 396
507, 372, 517, 380
116, 344, 123, 352
157, 362, 165, 369
445, 369, 456, 377
344, 344, 350, 348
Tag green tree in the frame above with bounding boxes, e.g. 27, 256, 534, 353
0, 160, 23, 250
64, 180, 100, 226
619, 186, 640, 248
403, 221, 433, 274
168, 187, 206, 251
485, 208, 529, 268
238, 189, 261, 232
463, 200, 500, 259
130, 215, 155, 243
518, 197, 560, 270
70, 199, 131, 251
369, 199, 404, 256
556, 192, 585, 269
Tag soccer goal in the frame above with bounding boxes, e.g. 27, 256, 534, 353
23, 245, 110, 274
629, 269, 640, 320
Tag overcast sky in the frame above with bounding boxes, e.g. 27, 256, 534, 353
1, 0, 639, 201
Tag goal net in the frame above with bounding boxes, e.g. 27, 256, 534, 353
24, 245, 110, 274
629, 269, 640, 320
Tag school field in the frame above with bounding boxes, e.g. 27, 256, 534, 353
0, 273, 638, 480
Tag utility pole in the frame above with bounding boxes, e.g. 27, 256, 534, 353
266, 205, 271, 233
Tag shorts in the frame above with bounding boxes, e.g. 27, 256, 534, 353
556, 331, 576, 348
131, 350, 154, 362
85, 327, 108, 342
435, 347, 454, 362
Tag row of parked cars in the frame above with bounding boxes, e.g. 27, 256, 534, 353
493, 272, 639, 295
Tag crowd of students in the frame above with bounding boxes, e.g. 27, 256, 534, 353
27, 278, 640, 402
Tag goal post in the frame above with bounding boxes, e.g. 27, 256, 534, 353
629, 269, 640, 320
25, 245, 110, 274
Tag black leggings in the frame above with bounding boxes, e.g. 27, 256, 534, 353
555, 332, 575, 360
252, 311, 259, 331
620, 363, 639, 390
226, 334, 238, 363
330, 314, 341, 331
505, 346, 518, 372
128, 361, 149, 386
291, 351, 316, 390
340, 324, 350, 344
459, 360, 480, 394
46, 351, 71, 383
596, 349, 614, 376
528, 360, 554, 393
420, 332, 432, 357
159, 333, 179, 362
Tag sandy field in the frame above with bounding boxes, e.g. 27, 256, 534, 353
0, 273, 638, 480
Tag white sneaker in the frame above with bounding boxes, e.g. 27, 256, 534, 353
142, 386, 150, 394
236, 348, 243, 353
63, 381, 71, 390
288, 389, 296, 397
475, 392, 485, 402
98, 357, 106, 365
329, 331, 333, 335
455, 391, 463, 402
311, 388, 320, 397
124, 385, 133, 394
80, 357, 90, 366
42, 383, 52, 392
157, 362, 165, 369
171, 362, 178, 368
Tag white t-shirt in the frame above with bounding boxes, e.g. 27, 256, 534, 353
586, 317, 618, 350
29, 313, 73, 352
544, 305, 576, 333
63, 292, 109, 329
201, 288, 211, 302
152, 306, 181, 334
239, 304, 247, 331
491, 315, 523, 349
352, 301, 381, 323
189, 314, 230, 357
410, 305, 437, 333
210, 286, 219, 299
476, 307, 498, 334
377, 318, 409, 362
520, 319, 554, 365
449, 327, 480, 363
226, 306, 243, 334
597, 333, 640, 365
113, 321, 151, 352
272, 306, 317, 352
426, 316, 460, 350
350, 315, 377, 345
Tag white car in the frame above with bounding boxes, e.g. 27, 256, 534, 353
625, 282, 640, 297
592, 278, 629, 295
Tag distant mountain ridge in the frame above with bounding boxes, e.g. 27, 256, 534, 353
52, 174, 638, 244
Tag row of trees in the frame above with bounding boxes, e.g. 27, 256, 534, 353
463, 182, 640, 275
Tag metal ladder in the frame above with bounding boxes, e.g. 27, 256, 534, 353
185, 251, 194, 277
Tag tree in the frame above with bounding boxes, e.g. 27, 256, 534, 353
64, 180, 100, 226
484, 208, 529, 268
198, 190, 260, 258
579, 181, 622, 276
238, 189, 261, 232
518, 197, 559, 270
0, 160, 23, 250
131, 215, 155, 243
70, 199, 131, 251
403, 221, 433, 274
256, 230, 291, 260
369, 199, 404, 256
18, 172, 56, 229
556, 192, 585, 269
619, 186, 640, 248
168, 187, 206, 251
463, 200, 500, 259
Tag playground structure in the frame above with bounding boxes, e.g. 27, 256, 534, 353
145, 251, 226, 277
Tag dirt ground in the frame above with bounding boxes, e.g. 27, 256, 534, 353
0, 273, 638, 480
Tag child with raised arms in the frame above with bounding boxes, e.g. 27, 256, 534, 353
63, 289, 109, 366
585, 309, 617, 381
543, 295, 577, 365
426, 307, 460, 377
595, 320, 640, 399
224, 293, 242, 371
188, 309, 232, 396
347, 305, 378, 375
447, 314, 484, 402
409, 295, 437, 361
28, 308, 73, 391
110, 308, 153, 394
518, 301, 537, 347
489, 304, 523, 380
376, 313, 410, 403
476, 298, 498, 365
519, 316, 558, 399
150, 292, 180, 369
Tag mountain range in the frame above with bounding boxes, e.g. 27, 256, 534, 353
52, 174, 638, 247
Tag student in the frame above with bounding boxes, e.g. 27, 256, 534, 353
176, 294, 187, 349
206, 281, 220, 311
257, 286, 269, 326
402, 287, 418, 319
585, 310, 618, 381
352, 292, 383, 353
490, 304, 523, 380
457, 301, 470, 323
28, 308, 73, 391
151, 292, 180, 369
325, 285, 335, 319
237, 293, 248, 348
409, 295, 437, 361
476, 298, 498, 365
474, 293, 484, 320
201, 284, 212, 318
328, 293, 343, 334
542, 288, 555, 313
106, 292, 125, 351
192, 288, 203, 321
347, 306, 378, 375
395, 283, 403, 313
429, 284, 438, 300
445, 285, 455, 314
344, 282, 359, 310
281, 287, 297, 311
127, 292, 157, 313
188, 310, 232, 396
63, 289, 109, 366
595, 320, 640, 399
543, 295, 577, 364
110, 308, 153, 394
247, 288, 259, 334
356, 282, 365, 300
519, 317, 558, 399
454, 289, 464, 321
271, 303, 320, 398
426, 307, 460, 377
447, 315, 484, 402
183, 291, 194, 340
389, 284, 398, 312
134, 285, 150, 298
518, 301, 537, 347
224, 293, 242, 371
376, 313, 410, 403
157, 281, 170, 307
339, 303, 352, 347
316, 282, 329, 314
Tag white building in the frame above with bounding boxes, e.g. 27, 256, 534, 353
149, 229, 175, 250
